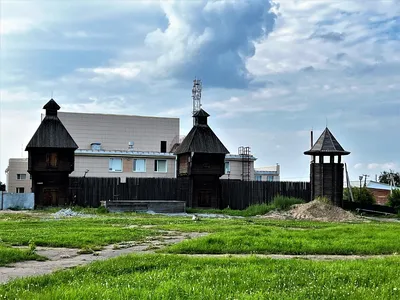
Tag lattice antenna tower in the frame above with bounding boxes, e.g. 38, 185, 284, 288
192, 78, 202, 116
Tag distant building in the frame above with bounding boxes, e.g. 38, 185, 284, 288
254, 164, 280, 181
5, 158, 31, 193
221, 154, 257, 181
6, 108, 277, 193
56, 111, 179, 180
346, 180, 400, 205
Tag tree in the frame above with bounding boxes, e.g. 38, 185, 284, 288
343, 187, 376, 204
388, 189, 400, 212
0, 181, 5, 192
378, 171, 400, 186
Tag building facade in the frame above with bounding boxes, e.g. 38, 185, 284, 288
6, 110, 280, 192
5, 158, 31, 193
57, 111, 180, 180
254, 164, 280, 182
221, 155, 257, 181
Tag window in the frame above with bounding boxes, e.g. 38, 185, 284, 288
255, 175, 262, 181
46, 153, 58, 168
16, 174, 27, 180
224, 162, 230, 174
16, 187, 25, 193
154, 160, 167, 172
267, 175, 274, 182
91, 143, 102, 151
160, 141, 167, 153
109, 158, 123, 172
133, 159, 146, 172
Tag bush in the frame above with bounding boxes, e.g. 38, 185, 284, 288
388, 189, 400, 211
315, 196, 331, 204
241, 203, 274, 216
272, 196, 304, 211
343, 187, 375, 205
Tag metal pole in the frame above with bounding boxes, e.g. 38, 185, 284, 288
359, 175, 363, 201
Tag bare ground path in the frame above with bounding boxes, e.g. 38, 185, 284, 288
0, 231, 206, 284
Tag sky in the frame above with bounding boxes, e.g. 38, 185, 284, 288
0, 0, 399, 183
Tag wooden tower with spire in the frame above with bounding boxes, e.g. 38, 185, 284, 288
304, 127, 350, 206
26, 99, 78, 207
174, 108, 229, 208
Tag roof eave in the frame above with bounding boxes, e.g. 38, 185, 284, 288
304, 150, 351, 156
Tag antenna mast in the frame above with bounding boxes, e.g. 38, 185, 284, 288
192, 78, 202, 117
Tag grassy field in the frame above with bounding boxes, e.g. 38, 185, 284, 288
1, 211, 400, 255
162, 222, 400, 255
1, 254, 399, 299
0, 215, 158, 248
1, 210, 400, 298
0, 246, 45, 267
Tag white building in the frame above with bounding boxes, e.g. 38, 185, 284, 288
4, 158, 31, 193
6, 110, 279, 191
254, 164, 281, 181
56, 111, 179, 180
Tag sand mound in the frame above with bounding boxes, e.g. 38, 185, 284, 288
289, 200, 359, 222
262, 200, 360, 222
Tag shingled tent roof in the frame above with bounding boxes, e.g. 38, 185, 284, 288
304, 127, 350, 156
174, 109, 229, 155
25, 99, 78, 150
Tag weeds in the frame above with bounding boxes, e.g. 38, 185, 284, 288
273, 196, 304, 210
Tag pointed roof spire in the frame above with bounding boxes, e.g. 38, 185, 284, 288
26, 99, 78, 150
175, 108, 229, 154
304, 127, 350, 156
43, 99, 60, 116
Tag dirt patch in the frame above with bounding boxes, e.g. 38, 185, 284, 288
261, 200, 362, 222
0, 231, 207, 284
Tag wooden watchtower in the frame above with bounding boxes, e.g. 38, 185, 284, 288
174, 109, 229, 208
26, 99, 78, 207
304, 127, 350, 206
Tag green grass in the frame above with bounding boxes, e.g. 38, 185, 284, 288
187, 197, 304, 216
162, 223, 400, 255
187, 203, 275, 217
1, 254, 399, 299
0, 217, 158, 248
273, 195, 304, 210
0, 246, 45, 266
2, 211, 400, 256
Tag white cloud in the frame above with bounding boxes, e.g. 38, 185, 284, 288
354, 163, 364, 170
367, 162, 398, 170
78, 65, 141, 80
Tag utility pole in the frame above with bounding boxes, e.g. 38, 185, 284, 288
359, 175, 363, 201
363, 174, 369, 187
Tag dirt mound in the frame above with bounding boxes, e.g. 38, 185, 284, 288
262, 200, 360, 222
289, 200, 359, 222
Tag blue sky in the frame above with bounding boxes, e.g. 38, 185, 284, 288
1, 0, 399, 183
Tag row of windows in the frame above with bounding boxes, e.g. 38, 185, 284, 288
109, 158, 168, 173
17, 174, 31, 180
255, 175, 275, 182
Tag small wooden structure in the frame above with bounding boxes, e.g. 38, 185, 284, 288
304, 127, 350, 206
174, 109, 229, 208
26, 99, 78, 207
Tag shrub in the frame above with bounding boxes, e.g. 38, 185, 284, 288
241, 203, 274, 216
272, 196, 304, 211
388, 189, 400, 211
315, 196, 331, 204
343, 187, 375, 205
